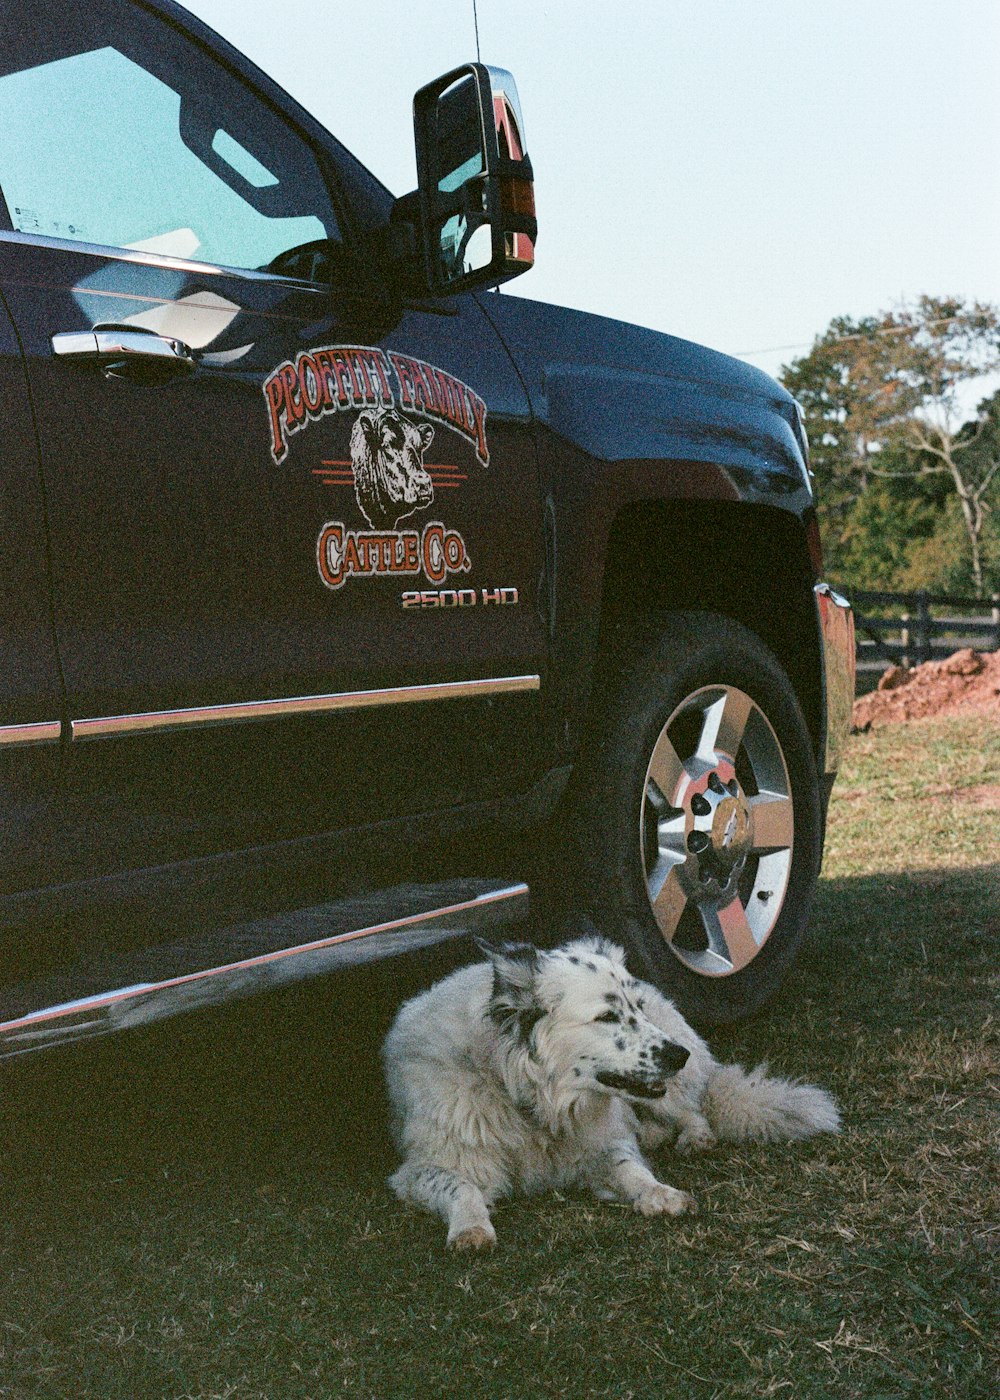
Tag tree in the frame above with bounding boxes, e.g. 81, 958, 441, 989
884, 299, 1000, 596
781, 313, 921, 502
782, 297, 1000, 594
897, 496, 1000, 596
780, 313, 926, 579
834, 477, 942, 591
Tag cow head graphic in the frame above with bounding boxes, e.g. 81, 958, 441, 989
349, 408, 434, 529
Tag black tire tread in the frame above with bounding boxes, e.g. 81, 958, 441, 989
575, 610, 821, 1025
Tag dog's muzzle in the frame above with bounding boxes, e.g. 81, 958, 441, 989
653, 1041, 691, 1075
595, 1043, 689, 1100
596, 1041, 689, 1100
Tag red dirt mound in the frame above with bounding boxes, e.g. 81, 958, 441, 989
852, 648, 1000, 730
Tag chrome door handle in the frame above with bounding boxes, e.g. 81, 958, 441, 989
52, 326, 198, 381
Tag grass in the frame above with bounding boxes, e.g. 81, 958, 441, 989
1, 716, 997, 1399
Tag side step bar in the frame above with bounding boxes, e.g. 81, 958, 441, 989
0, 879, 528, 1059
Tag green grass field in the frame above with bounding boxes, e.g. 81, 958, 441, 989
1, 718, 997, 1399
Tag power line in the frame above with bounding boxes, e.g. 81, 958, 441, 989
732, 313, 982, 360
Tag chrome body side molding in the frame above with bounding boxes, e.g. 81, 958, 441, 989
0, 721, 62, 747
71, 674, 541, 740
0, 881, 529, 1058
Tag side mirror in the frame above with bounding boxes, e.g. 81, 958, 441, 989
408, 63, 536, 295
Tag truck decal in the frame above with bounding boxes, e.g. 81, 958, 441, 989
262, 345, 488, 468
263, 345, 489, 591
317, 519, 472, 592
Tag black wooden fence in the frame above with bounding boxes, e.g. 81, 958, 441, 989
845, 588, 1000, 686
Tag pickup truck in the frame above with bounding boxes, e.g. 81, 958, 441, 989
0, 0, 854, 1054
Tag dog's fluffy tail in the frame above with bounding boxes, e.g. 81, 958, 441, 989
702, 1061, 840, 1144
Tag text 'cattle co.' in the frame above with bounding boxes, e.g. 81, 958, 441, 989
263, 344, 489, 468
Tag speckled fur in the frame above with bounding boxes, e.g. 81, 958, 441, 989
382, 936, 839, 1249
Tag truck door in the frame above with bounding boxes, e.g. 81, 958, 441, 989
0, 0, 547, 881
0, 289, 64, 894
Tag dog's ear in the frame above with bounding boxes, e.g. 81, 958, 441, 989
593, 937, 628, 969
474, 939, 544, 1042
474, 938, 539, 995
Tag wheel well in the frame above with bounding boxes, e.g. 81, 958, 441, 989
597, 500, 823, 758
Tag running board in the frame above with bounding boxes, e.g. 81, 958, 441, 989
0, 879, 528, 1059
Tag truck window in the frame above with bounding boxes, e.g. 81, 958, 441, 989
0, 0, 339, 275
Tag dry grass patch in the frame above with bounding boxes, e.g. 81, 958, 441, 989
0, 717, 997, 1398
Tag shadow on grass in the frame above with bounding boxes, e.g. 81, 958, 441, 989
0, 940, 473, 1230
1, 861, 996, 1229
710, 858, 999, 1071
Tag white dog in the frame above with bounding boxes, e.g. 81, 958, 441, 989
382, 934, 840, 1250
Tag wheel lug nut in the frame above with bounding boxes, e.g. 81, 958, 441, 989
691, 793, 711, 817
708, 773, 724, 794
726, 778, 739, 796
687, 832, 709, 854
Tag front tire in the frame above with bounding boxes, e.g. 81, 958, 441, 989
578, 611, 822, 1024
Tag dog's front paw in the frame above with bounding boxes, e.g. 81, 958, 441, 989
634, 1118, 672, 1152
633, 1183, 697, 1217
448, 1223, 497, 1252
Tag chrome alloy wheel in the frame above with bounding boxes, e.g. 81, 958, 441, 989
641, 685, 794, 978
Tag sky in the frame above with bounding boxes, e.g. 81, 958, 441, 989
184, 0, 1000, 386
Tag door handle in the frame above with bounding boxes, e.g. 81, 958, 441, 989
52, 326, 198, 382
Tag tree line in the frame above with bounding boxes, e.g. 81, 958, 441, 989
779, 296, 1000, 598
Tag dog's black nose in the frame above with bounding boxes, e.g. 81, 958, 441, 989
653, 1041, 690, 1073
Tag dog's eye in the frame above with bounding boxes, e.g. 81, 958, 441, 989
594, 1010, 619, 1024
